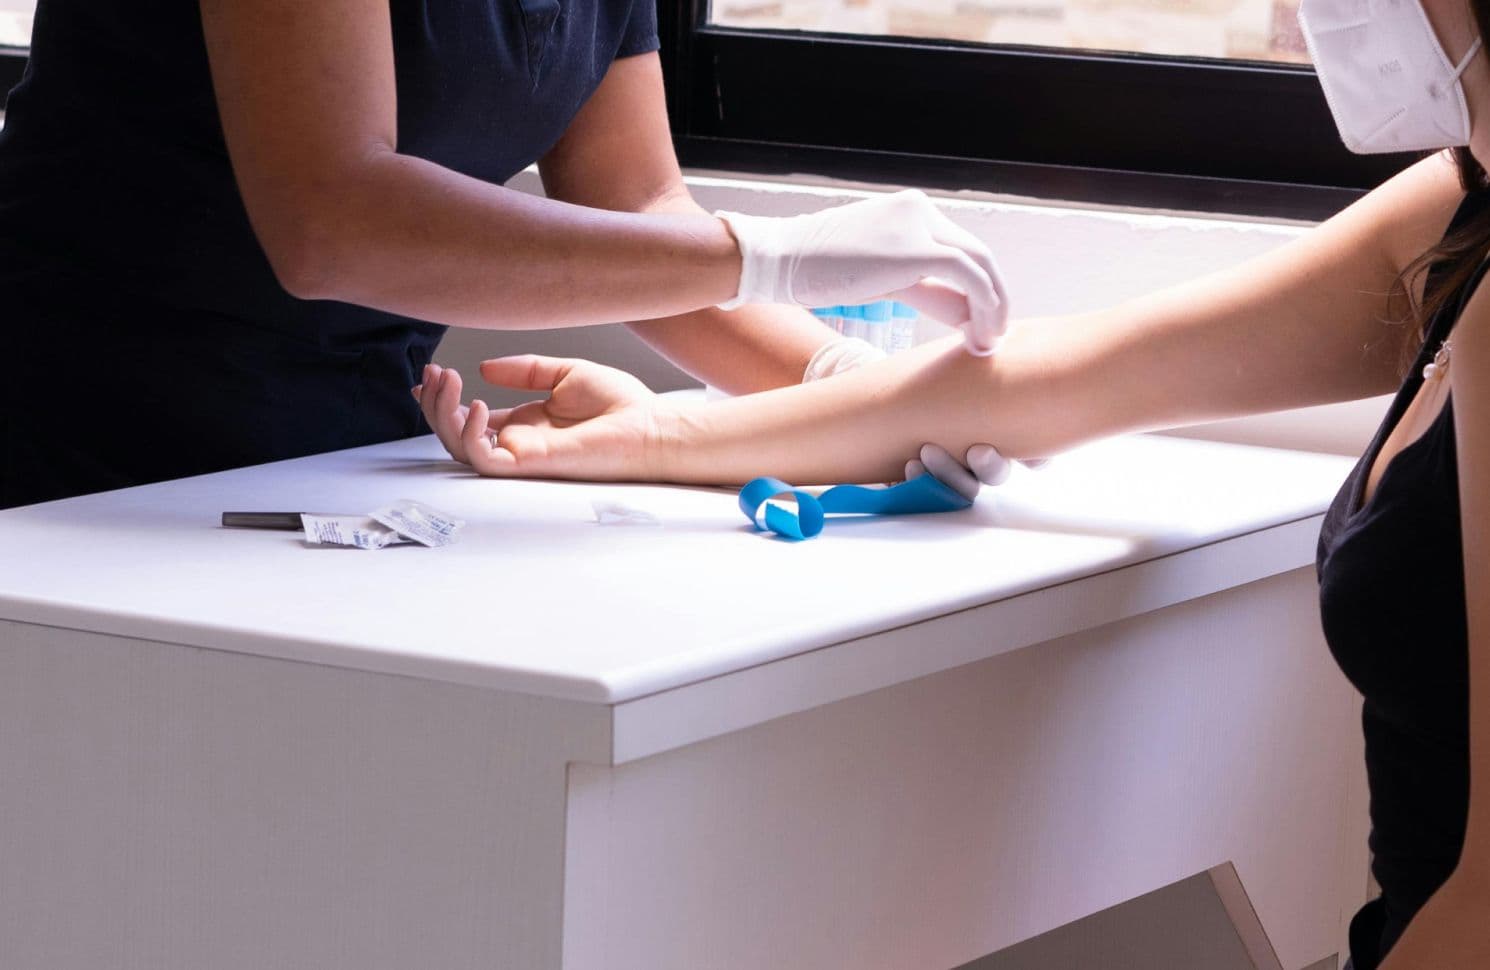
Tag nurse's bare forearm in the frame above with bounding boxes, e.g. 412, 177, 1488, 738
268, 151, 741, 330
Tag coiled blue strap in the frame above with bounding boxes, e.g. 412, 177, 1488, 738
738, 474, 973, 541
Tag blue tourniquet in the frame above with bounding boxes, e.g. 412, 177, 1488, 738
738, 474, 972, 541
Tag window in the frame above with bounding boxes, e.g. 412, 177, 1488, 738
710, 0, 1310, 64
662, 0, 1408, 218
0, 0, 31, 100
0, 0, 32, 48
0, 0, 1405, 218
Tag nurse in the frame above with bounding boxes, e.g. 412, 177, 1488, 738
0, 0, 1004, 509
420, 0, 1490, 966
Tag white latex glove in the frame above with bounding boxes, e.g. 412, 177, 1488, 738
801, 337, 1011, 502
906, 444, 1047, 499
802, 335, 889, 382
718, 189, 1010, 356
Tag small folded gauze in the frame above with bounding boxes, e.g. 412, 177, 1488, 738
592, 500, 660, 526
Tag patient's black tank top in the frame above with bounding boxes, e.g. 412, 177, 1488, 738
1316, 191, 1486, 969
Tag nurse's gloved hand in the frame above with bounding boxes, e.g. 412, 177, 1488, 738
801, 336, 1011, 501
905, 444, 1011, 502
717, 190, 1010, 356
906, 444, 1049, 499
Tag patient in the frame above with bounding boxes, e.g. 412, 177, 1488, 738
417, 149, 1490, 970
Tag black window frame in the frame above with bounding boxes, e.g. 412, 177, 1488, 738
1, 46, 23, 98
658, 0, 1421, 220
2, 4, 1421, 219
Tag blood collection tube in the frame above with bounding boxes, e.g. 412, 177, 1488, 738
890, 301, 918, 354
839, 303, 864, 341
863, 300, 892, 352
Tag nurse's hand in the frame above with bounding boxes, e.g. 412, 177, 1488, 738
904, 443, 1011, 501
717, 190, 1010, 356
412, 357, 654, 469
804, 336, 1022, 501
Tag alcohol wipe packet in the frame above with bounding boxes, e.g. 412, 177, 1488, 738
300, 514, 413, 550
369, 499, 467, 548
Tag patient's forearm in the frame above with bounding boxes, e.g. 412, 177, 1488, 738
657, 280, 1399, 487
656, 331, 1049, 486
653, 183, 1430, 486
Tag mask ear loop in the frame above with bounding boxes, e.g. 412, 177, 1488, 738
1452, 37, 1484, 82
1429, 37, 1482, 134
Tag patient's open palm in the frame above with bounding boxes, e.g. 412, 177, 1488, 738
413, 355, 662, 479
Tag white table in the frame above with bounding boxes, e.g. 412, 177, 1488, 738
0, 434, 1366, 970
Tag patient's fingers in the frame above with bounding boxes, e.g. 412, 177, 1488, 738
431, 367, 471, 464
417, 364, 456, 460
479, 355, 576, 393
484, 406, 514, 432
462, 400, 522, 477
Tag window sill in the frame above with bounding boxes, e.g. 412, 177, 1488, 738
671, 138, 1366, 225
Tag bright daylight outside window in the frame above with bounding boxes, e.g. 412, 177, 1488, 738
0, 0, 33, 48
711, 0, 1309, 64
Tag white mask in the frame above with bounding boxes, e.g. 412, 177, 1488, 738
1299, 0, 1483, 154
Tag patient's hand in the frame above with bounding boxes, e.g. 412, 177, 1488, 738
412, 355, 666, 480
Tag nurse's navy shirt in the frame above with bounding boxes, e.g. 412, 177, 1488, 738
1317, 191, 1486, 969
0, 0, 658, 508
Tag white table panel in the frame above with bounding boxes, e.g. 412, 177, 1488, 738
0, 434, 1354, 709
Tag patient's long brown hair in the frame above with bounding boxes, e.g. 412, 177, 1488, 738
1394, 0, 1490, 370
